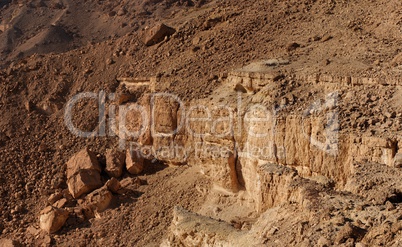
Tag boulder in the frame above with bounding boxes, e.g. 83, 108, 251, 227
39, 206, 69, 234
105, 149, 125, 178
67, 170, 103, 199
66, 148, 103, 198
105, 178, 121, 193
144, 23, 176, 46
66, 147, 101, 178
82, 187, 113, 218
126, 149, 144, 175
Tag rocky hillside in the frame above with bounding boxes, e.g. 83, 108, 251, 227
0, 0, 402, 246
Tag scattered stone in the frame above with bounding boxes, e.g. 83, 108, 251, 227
126, 149, 144, 175
144, 23, 176, 46
82, 187, 113, 218
105, 177, 121, 193
393, 153, 402, 168
120, 177, 142, 189
322, 34, 333, 42
334, 222, 365, 244
25, 100, 34, 112
106, 58, 115, 65
117, 8, 127, 16
39, 206, 69, 234
317, 236, 331, 247
105, 149, 125, 178
335, 222, 354, 244
48, 192, 63, 204
53, 198, 68, 208
385, 201, 395, 211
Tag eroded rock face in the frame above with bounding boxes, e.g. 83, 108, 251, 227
66, 148, 102, 198
105, 149, 125, 178
39, 206, 69, 234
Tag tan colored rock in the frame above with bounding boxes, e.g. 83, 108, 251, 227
0, 239, 18, 247
105, 177, 121, 193
39, 206, 69, 234
393, 153, 402, 168
126, 149, 144, 175
67, 169, 103, 198
53, 198, 68, 208
47, 192, 63, 204
144, 23, 176, 46
66, 147, 101, 179
105, 149, 125, 178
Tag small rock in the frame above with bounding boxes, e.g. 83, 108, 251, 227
25, 101, 34, 112
143, 23, 176, 46
106, 58, 115, 65
393, 153, 402, 168
120, 177, 142, 189
82, 187, 113, 219
53, 198, 68, 208
105, 149, 125, 178
0, 238, 18, 247
48, 192, 63, 205
335, 222, 354, 244
117, 8, 127, 16
105, 178, 121, 193
39, 206, 69, 234
322, 34, 333, 42
286, 42, 300, 52
317, 236, 331, 247
385, 201, 395, 211
126, 149, 144, 175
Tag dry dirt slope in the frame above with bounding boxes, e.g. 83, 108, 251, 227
0, 0, 401, 246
